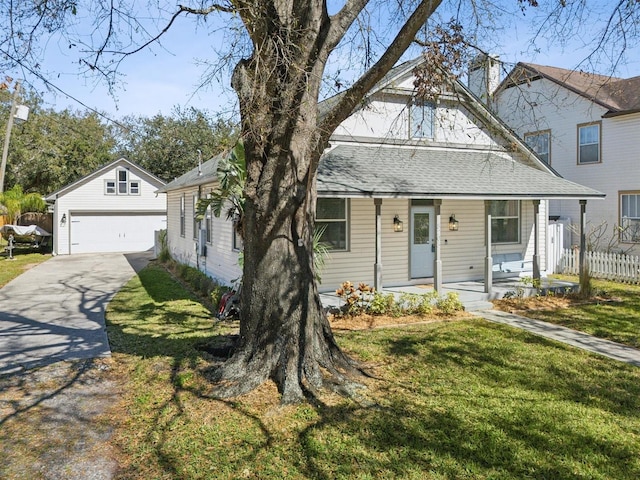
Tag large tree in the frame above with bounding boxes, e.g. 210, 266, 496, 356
3, 1, 637, 403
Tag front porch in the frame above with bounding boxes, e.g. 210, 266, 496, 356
320, 276, 579, 312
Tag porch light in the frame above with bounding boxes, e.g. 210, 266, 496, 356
449, 214, 459, 231
393, 215, 403, 232
60, 213, 67, 225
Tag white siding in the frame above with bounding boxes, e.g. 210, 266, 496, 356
334, 94, 500, 148
53, 164, 166, 255
165, 185, 242, 286
496, 78, 634, 252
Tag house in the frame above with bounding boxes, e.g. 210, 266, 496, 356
46, 158, 167, 255
158, 58, 602, 294
493, 62, 640, 253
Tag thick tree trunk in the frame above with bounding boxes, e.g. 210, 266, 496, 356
209, 1, 442, 403
210, 135, 363, 403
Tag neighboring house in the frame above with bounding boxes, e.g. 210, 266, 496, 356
46, 158, 167, 255
494, 62, 640, 253
159, 58, 602, 294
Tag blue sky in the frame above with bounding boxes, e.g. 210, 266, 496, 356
19, 2, 640, 122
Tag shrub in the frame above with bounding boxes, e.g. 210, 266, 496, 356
369, 291, 400, 316
436, 292, 464, 315
157, 229, 171, 263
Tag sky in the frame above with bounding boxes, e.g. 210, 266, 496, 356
12, 1, 640, 124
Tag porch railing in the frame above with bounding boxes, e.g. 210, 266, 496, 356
560, 248, 640, 284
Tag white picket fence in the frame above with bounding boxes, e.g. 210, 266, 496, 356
560, 248, 640, 284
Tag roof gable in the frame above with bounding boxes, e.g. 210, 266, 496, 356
46, 158, 165, 200
499, 62, 640, 116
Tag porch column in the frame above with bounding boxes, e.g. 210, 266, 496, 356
374, 198, 383, 291
434, 199, 442, 292
484, 200, 493, 294
532, 200, 541, 280
579, 199, 587, 278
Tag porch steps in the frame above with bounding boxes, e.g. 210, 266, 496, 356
462, 300, 495, 312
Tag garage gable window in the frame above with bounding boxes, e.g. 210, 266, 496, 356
110, 169, 142, 195
118, 170, 128, 194
105, 180, 116, 195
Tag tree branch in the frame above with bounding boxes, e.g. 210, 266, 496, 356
319, 0, 443, 138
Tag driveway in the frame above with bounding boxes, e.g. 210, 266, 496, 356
0, 252, 152, 375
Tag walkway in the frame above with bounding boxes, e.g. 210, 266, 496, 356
477, 309, 640, 367
321, 278, 640, 367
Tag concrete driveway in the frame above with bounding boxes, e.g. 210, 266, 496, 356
0, 252, 151, 375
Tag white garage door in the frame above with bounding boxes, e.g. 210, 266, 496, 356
70, 213, 166, 254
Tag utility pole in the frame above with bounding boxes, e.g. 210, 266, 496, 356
0, 80, 21, 193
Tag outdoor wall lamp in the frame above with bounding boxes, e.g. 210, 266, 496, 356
60, 213, 67, 225
449, 214, 459, 231
393, 214, 403, 232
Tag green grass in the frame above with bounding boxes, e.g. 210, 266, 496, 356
520, 275, 640, 348
103, 264, 640, 479
0, 242, 51, 287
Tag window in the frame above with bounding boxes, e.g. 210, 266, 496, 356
129, 181, 140, 195
525, 130, 550, 164
232, 219, 243, 251
180, 194, 185, 237
620, 192, 640, 243
193, 194, 199, 239
105, 180, 116, 195
410, 100, 435, 139
316, 198, 348, 250
578, 122, 600, 164
205, 204, 212, 244
490, 200, 520, 244
117, 169, 128, 194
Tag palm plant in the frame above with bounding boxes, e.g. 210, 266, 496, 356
196, 140, 246, 239
197, 140, 330, 279
0, 185, 47, 224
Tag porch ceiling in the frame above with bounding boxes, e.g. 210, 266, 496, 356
317, 144, 605, 200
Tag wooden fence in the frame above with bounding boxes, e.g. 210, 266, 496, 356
560, 248, 640, 284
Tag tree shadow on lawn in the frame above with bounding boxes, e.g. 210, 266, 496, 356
304, 322, 640, 479
104, 264, 640, 479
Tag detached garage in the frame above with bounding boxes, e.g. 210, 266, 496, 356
46, 158, 166, 255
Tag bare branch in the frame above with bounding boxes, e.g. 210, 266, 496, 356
319, 0, 444, 138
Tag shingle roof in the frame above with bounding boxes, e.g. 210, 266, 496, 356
156, 154, 222, 193
504, 63, 640, 116
317, 144, 603, 199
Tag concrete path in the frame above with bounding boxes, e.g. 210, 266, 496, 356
0, 251, 152, 375
477, 309, 640, 367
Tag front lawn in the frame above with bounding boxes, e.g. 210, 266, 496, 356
0, 241, 51, 288
103, 264, 640, 479
494, 276, 640, 348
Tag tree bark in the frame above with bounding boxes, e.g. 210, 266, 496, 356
210, 0, 443, 403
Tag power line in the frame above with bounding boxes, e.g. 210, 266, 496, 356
1, 48, 138, 135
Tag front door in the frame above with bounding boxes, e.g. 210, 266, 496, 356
411, 206, 435, 278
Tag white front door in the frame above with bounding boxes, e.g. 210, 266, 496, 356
411, 206, 435, 278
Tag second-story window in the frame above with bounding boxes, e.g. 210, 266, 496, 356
410, 100, 435, 139
578, 122, 601, 164
525, 130, 551, 164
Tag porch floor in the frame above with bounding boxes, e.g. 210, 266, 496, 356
320, 277, 579, 312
